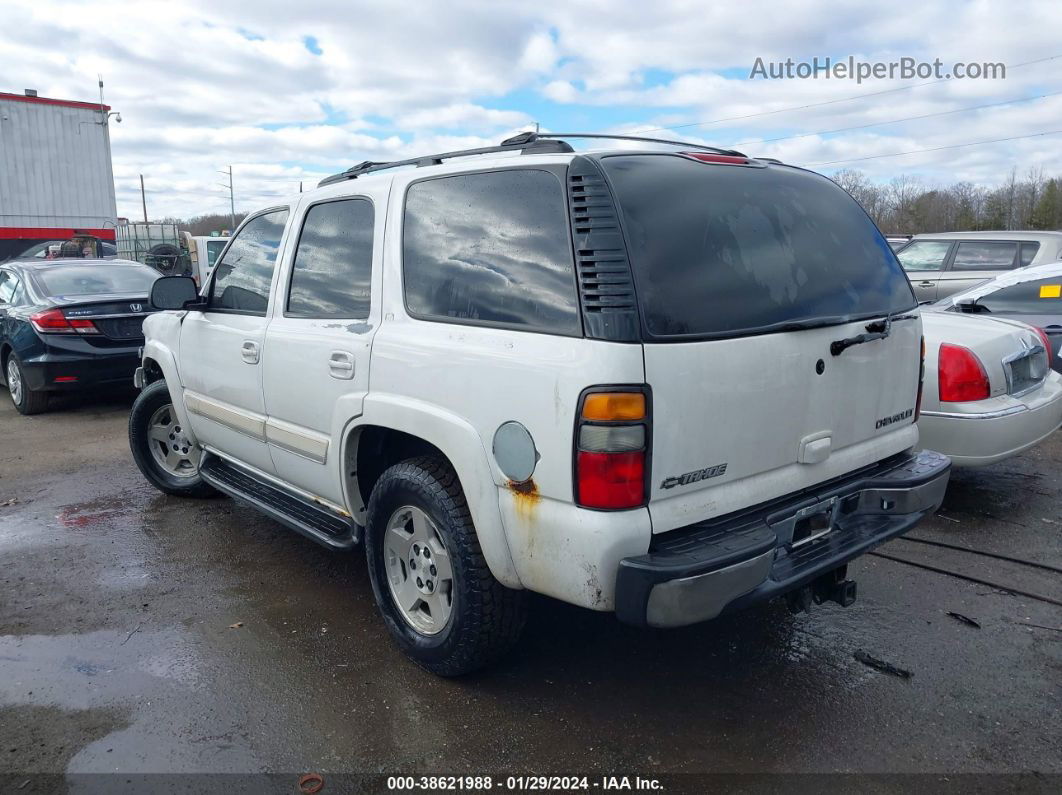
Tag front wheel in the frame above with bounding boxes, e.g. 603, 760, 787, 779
128, 380, 216, 497
365, 456, 526, 676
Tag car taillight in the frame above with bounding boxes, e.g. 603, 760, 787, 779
914, 335, 925, 421
938, 343, 990, 402
1033, 327, 1052, 360
29, 308, 98, 335
575, 388, 649, 510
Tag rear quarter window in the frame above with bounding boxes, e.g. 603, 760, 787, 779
402, 169, 581, 335
601, 155, 915, 338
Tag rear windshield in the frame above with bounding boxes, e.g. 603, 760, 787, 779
34, 263, 158, 297
601, 155, 916, 338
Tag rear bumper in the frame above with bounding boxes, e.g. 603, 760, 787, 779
917, 379, 1062, 467
615, 449, 951, 628
19, 347, 141, 392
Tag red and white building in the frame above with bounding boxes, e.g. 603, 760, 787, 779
0, 89, 118, 259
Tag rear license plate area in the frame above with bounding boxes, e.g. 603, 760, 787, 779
791, 510, 834, 547
1006, 350, 1048, 395
97, 316, 146, 339
770, 496, 840, 549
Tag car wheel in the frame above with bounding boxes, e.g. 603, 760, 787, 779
128, 380, 216, 497
6, 354, 48, 415
365, 456, 526, 676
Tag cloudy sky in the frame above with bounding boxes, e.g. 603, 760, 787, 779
4, 0, 1062, 220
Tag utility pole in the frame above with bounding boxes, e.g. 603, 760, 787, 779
218, 166, 235, 231
139, 174, 148, 222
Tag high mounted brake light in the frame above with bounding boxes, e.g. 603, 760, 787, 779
30, 308, 99, 335
681, 152, 750, 165
575, 387, 650, 510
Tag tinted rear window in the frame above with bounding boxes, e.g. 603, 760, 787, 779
403, 169, 580, 334
601, 155, 915, 338
35, 263, 158, 297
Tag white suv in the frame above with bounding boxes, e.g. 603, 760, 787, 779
129, 133, 951, 675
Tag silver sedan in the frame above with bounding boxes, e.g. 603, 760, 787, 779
918, 310, 1062, 467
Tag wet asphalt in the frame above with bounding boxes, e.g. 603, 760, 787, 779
0, 391, 1059, 789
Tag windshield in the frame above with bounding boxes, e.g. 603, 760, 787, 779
35, 263, 159, 297
601, 154, 916, 338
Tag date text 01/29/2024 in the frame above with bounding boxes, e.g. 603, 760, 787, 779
385, 775, 664, 790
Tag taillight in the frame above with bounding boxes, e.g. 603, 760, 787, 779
1033, 327, 1052, 360
914, 335, 925, 421
938, 343, 990, 402
575, 388, 649, 510
29, 308, 98, 335
681, 152, 749, 165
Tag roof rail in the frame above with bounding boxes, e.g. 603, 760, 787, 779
317, 136, 574, 186
317, 131, 747, 187
513, 132, 746, 157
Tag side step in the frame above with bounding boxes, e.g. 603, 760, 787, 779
200, 454, 359, 550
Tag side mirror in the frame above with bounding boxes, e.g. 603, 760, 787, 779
151, 276, 201, 310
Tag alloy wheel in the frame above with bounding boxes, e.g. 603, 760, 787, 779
7, 359, 22, 406
147, 404, 201, 477
383, 505, 455, 635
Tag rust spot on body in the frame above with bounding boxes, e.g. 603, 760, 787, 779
507, 478, 540, 520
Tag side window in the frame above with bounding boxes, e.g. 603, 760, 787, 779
979, 278, 1062, 314
0, 272, 14, 303
1020, 242, 1040, 267
11, 280, 28, 306
896, 241, 951, 272
287, 199, 373, 318
403, 169, 580, 335
206, 240, 227, 268
951, 241, 1018, 271
208, 210, 289, 314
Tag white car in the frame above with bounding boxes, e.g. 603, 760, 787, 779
127, 132, 951, 675
919, 310, 1062, 466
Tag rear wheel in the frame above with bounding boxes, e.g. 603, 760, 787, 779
365, 456, 526, 676
6, 354, 48, 415
129, 380, 215, 497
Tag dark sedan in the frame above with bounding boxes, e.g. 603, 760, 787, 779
0, 259, 159, 414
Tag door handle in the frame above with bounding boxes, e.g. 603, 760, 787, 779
241, 340, 260, 364
328, 351, 355, 380
918, 280, 935, 286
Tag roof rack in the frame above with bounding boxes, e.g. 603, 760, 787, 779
317, 136, 574, 186
317, 131, 746, 187
516, 132, 745, 157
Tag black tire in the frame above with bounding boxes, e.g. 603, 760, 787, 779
128, 380, 216, 498
5, 353, 48, 415
365, 456, 526, 676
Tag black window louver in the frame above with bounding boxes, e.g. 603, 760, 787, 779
567, 157, 640, 342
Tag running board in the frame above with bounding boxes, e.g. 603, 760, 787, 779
199, 454, 359, 550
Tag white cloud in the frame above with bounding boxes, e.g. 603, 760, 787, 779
2, 0, 1061, 218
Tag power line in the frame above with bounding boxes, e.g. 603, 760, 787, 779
632, 53, 1062, 135
807, 128, 1062, 167
732, 88, 1062, 147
